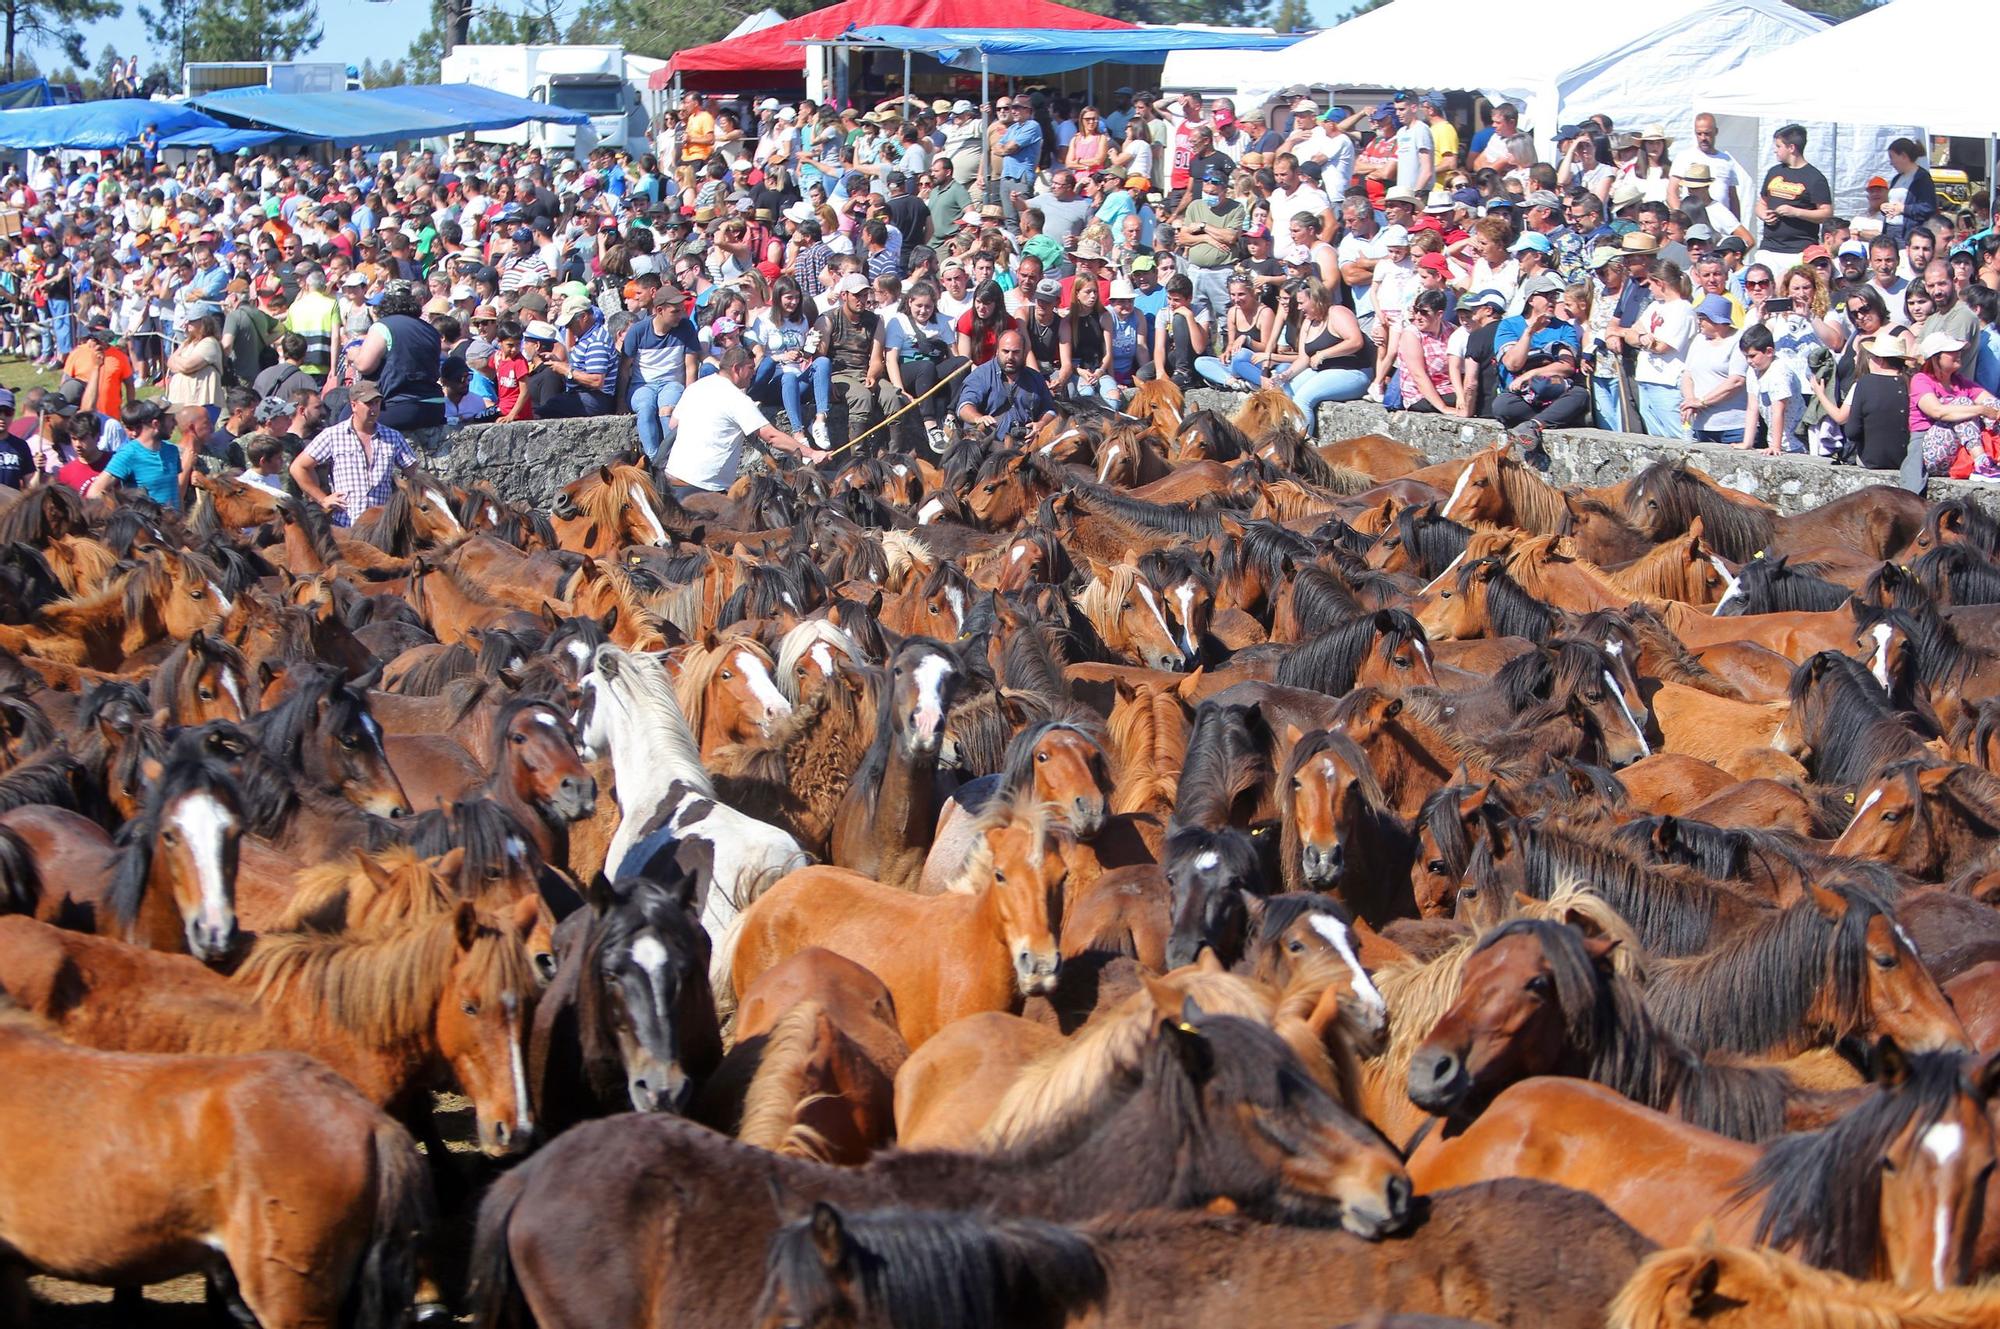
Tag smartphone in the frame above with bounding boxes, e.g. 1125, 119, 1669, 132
1762, 297, 1794, 315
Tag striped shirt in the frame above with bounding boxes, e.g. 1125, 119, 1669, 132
301, 419, 415, 527
568, 320, 619, 398
793, 241, 833, 299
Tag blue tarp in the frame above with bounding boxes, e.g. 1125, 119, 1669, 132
192, 83, 588, 148
837, 25, 1303, 76
0, 77, 53, 111
158, 126, 295, 153
0, 98, 225, 150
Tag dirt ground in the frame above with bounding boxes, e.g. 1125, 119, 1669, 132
28, 1094, 492, 1325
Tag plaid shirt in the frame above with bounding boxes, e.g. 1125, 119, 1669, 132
302, 419, 416, 526
794, 241, 833, 298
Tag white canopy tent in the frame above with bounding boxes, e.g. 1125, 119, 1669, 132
1169, 0, 1824, 157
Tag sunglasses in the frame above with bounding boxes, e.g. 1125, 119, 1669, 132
1847, 306, 1873, 319
1744, 278, 1771, 288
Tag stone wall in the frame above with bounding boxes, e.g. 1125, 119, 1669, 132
425, 415, 640, 509
421, 394, 1996, 519
1185, 389, 2000, 518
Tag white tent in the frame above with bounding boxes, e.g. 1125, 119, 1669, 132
1700, 0, 1994, 137
725, 8, 786, 39
1179, 0, 1824, 157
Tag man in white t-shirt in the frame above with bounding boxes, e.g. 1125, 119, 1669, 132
1667, 113, 1753, 218
1267, 153, 1331, 233
1294, 107, 1357, 195
664, 345, 828, 494
1337, 199, 1386, 327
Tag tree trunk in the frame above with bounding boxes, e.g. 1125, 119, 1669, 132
6, 3, 17, 84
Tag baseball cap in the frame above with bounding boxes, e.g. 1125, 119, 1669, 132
1802, 244, 1831, 264
1509, 231, 1552, 254
1416, 253, 1450, 275
1588, 246, 1621, 270
347, 381, 383, 405
710, 317, 740, 335
1695, 294, 1735, 324
1522, 190, 1562, 211
1034, 277, 1063, 301
1837, 240, 1870, 259
1202, 166, 1228, 184
1866, 176, 1890, 190
522, 320, 558, 343
1521, 273, 1564, 300
832, 272, 868, 295
1369, 103, 1395, 123
1919, 330, 1967, 359
254, 396, 292, 425
1377, 225, 1411, 247
1713, 236, 1748, 255
1684, 224, 1716, 243
951, 99, 973, 114
1129, 255, 1156, 272
1461, 288, 1507, 311
511, 226, 533, 243
1451, 187, 1484, 209
342, 272, 368, 287
0, 389, 16, 412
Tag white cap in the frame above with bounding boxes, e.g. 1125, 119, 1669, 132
1108, 278, 1136, 299
1918, 330, 1967, 359
833, 272, 868, 295
1378, 225, 1411, 247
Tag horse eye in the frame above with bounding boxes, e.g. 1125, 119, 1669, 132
198, 687, 215, 700
161, 828, 178, 845
1526, 974, 1554, 997
1881, 810, 1904, 823
1286, 938, 1304, 953
1394, 657, 1410, 668
339, 734, 360, 749
1458, 885, 1479, 899
1036, 751, 1048, 763
928, 604, 937, 613
1872, 951, 1897, 970
461, 1001, 480, 1016
189, 588, 205, 598
992, 870, 1006, 884
511, 732, 526, 744
1427, 859, 1447, 875
720, 670, 733, 679
1440, 591, 1453, 600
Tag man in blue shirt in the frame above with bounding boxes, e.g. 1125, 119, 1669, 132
621, 286, 702, 462
1493, 274, 1591, 429
956, 330, 1055, 439
998, 102, 1044, 226
539, 298, 618, 418
86, 401, 188, 509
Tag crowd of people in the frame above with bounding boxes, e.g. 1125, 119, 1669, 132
2, 86, 1999, 508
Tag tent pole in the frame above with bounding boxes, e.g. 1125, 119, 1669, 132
1988, 134, 1996, 229
980, 53, 990, 204
903, 50, 911, 114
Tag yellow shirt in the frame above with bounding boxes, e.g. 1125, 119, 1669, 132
1429, 117, 1460, 163
684, 111, 716, 162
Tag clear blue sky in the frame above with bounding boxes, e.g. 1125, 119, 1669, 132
72, 0, 434, 77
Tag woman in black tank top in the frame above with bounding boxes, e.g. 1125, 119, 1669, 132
1195, 273, 1280, 390
1067, 275, 1114, 402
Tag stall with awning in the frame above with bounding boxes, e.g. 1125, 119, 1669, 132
0, 98, 225, 150
827, 25, 1303, 77
188, 84, 588, 149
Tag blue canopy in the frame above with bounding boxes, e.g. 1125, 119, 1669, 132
0, 99, 225, 150
0, 77, 53, 111
837, 25, 1303, 76
158, 126, 295, 153
193, 83, 588, 148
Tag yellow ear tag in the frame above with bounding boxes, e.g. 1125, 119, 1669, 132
1844, 792, 1856, 804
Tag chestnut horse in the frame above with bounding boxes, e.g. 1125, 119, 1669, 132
673, 632, 793, 761
0, 1004, 432, 1328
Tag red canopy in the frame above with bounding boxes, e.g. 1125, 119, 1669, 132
656, 0, 1133, 86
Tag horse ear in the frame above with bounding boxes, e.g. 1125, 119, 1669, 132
1175, 667, 1205, 701
1978, 1049, 2000, 1103
508, 894, 542, 943
809, 1202, 847, 1272
1085, 556, 1115, 586
352, 663, 385, 692
687, 525, 705, 546
1941, 505, 1965, 533
598, 464, 615, 485
1686, 515, 1706, 544
1382, 696, 1403, 720
1112, 675, 1139, 702
453, 900, 482, 951
1281, 721, 1304, 753
1916, 764, 1955, 794
1194, 948, 1225, 975
1579, 932, 1621, 970
599, 605, 619, 636
1168, 999, 1215, 1082
1806, 881, 1847, 921
357, 853, 397, 892
540, 601, 564, 631
866, 590, 884, 618
257, 659, 282, 690
1671, 1255, 1724, 1314
1868, 1035, 1912, 1088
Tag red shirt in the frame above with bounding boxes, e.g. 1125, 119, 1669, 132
492, 352, 532, 419
55, 458, 100, 491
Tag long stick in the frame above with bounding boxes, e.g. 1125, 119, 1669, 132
824, 360, 972, 458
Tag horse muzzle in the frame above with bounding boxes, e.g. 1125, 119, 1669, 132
1338, 1170, 1413, 1240
1068, 798, 1106, 840
1014, 949, 1062, 996
627, 1058, 691, 1114
1301, 843, 1345, 889
549, 775, 598, 823
479, 1115, 537, 1157
185, 917, 242, 965
1405, 1045, 1472, 1115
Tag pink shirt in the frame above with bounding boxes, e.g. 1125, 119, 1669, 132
1910, 369, 1989, 433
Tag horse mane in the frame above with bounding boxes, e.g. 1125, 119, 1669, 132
1513, 817, 1767, 958
940, 800, 1070, 896
1063, 481, 1232, 539
1393, 503, 1472, 580
580, 558, 672, 645
1287, 608, 1429, 698
1456, 555, 1556, 643
238, 904, 536, 1041
575, 464, 671, 539
980, 968, 1279, 1150
278, 497, 345, 564
1909, 543, 2000, 608
1739, 1050, 1975, 1278
736, 999, 837, 1161
1788, 651, 1932, 786
279, 844, 456, 933
1285, 566, 1364, 636
878, 529, 937, 588
1608, 1238, 2000, 1329
774, 619, 865, 704
0, 687, 55, 762
104, 755, 241, 933
1107, 683, 1185, 817
759, 1204, 1106, 1329
1073, 564, 1144, 646
399, 797, 541, 898
1721, 556, 1852, 616
1604, 536, 1706, 600
1648, 879, 1885, 1058
674, 634, 771, 747
1491, 450, 1573, 535
1608, 603, 1745, 699
1170, 700, 1274, 831
1924, 496, 2000, 557
593, 645, 715, 799
1279, 728, 1389, 814
253, 662, 373, 768
1626, 460, 1775, 561
0, 748, 93, 817
1501, 535, 1634, 606
996, 720, 1109, 806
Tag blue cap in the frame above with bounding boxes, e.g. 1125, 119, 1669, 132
1696, 293, 1735, 324
511, 226, 533, 243
1370, 103, 1396, 122
1462, 288, 1508, 310
1554, 123, 1584, 143
1323, 104, 1351, 122
1451, 187, 1483, 208
1421, 90, 1447, 106
1508, 231, 1552, 254
1202, 166, 1228, 183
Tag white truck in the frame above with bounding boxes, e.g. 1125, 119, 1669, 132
438, 44, 641, 156
184, 61, 354, 99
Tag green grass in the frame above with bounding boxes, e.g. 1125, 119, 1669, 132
0, 354, 163, 401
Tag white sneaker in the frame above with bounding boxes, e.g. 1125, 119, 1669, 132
809, 418, 831, 451
925, 421, 945, 452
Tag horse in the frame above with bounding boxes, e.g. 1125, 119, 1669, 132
148, 628, 251, 725
0, 551, 225, 670
466, 1007, 1412, 1329
829, 636, 972, 892
1408, 917, 1841, 1142
101, 754, 244, 963
575, 644, 811, 1010
527, 871, 721, 1136
1076, 561, 1195, 673
252, 662, 412, 819
754, 1180, 1652, 1329
1105, 677, 1190, 820
1410, 1041, 2000, 1287
919, 719, 1120, 894
1832, 759, 2000, 881
551, 463, 677, 555
0, 1002, 432, 1329
734, 803, 1072, 1048
673, 632, 793, 760
1608, 1238, 2000, 1329
1279, 727, 1419, 924
0, 899, 545, 1156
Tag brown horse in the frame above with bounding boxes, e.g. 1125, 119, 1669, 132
1409, 1043, 2000, 1288
1832, 760, 2000, 882
149, 628, 251, 725
1280, 727, 1419, 925
550, 463, 677, 554
1105, 677, 1191, 820
0, 899, 543, 1156
754, 1179, 1651, 1329
0, 551, 224, 670
698, 947, 909, 1164
1077, 561, 1195, 673
734, 804, 1071, 1047
0, 1004, 431, 1329
1609, 1239, 2000, 1329
828, 637, 969, 892
191, 468, 285, 529
672, 632, 793, 760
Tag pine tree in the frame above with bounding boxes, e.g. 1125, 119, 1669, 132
0, 0, 120, 82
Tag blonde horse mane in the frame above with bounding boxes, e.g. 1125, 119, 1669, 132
774, 618, 865, 704
575, 464, 667, 539
1230, 386, 1306, 435
1607, 1238, 2000, 1329
1074, 564, 1144, 649
1501, 533, 1641, 606
878, 530, 937, 590
237, 906, 536, 1043
1107, 682, 1187, 817
939, 800, 1067, 897
1477, 444, 1574, 536
674, 633, 774, 749
279, 845, 457, 933
593, 644, 714, 797
980, 961, 1278, 1150
736, 998, 838, 1161
47, 535, 120, 596
580, 559, 671, 648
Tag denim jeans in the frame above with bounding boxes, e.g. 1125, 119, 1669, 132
752, 356, 814, 429
1693, 427, 1745, 444
1286, 366, 1370, 422
1193, 349, 1266, 389
1188, 267, 1233, 329
46, 298, 72, 358
630, 378, 686, 461
1636, 381, 1688, 439
1590, 376, 1624, 432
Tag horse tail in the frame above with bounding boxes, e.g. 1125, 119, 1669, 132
351, 1121, 436, 1329
466, 1159, 532, 1329
0, 826, 39, 915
